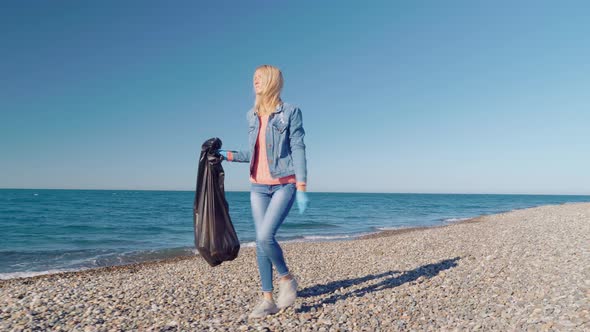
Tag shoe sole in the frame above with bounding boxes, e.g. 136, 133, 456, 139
277, 297, 296, 309
248, 309, 279, 319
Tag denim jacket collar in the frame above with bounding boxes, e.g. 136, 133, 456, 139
252, 102, 284, 116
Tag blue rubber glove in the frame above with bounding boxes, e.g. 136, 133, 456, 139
217, 150, 228, 160
296, 191, 309, 214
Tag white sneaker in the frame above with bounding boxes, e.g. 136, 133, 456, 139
277, 277, 298, 309
248, 299, 279, 319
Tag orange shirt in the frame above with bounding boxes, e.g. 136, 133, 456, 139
250, 115, 297, 185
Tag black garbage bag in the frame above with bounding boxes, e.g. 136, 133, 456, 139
193, 137, 240, 267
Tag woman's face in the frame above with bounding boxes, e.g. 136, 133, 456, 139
253, 70, 265, 95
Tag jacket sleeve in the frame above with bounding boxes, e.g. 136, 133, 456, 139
228, 150, 250, 163
289, 107, 307, 184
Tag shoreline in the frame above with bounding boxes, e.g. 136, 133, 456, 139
0, 201, 581, 283
0, 211, 490, 283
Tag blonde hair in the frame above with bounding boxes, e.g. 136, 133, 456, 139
254, 65, 283, 116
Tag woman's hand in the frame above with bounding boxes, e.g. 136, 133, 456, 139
296, 191, 309, 214
216, 150, 228, 160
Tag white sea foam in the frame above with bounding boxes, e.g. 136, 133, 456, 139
240, 234, 373, 247
442, 217, 472, 223
293, 232, 380, 242
0, 268, 84, 280
302, 235, 353, 241
376, 226, 411, 231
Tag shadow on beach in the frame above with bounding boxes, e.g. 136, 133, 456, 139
297, 257, 460, 312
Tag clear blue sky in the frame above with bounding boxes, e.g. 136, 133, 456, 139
1, 1, 589, 194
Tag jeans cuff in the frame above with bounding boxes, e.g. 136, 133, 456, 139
276, 271, 290, 279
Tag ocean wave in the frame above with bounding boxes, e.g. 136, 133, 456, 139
0, 247, 198, 280
242, 233, 377, 245
294, 232, 380, 242
442, 217, 472, 223
375, 226, 411, 231
0, 268, 83, 280
282, 222, 340, 229
301, 234, 355, 241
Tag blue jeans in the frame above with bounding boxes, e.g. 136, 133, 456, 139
250, 183, 296, 292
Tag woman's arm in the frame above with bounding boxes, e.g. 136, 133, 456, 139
225, 150, 250, 163
289, 107, 307, 190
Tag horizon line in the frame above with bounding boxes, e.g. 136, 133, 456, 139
1, 187, 589, 196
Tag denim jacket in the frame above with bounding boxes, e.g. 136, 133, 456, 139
229, 103, 307, 184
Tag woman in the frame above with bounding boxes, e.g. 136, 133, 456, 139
218, 64, 309, 319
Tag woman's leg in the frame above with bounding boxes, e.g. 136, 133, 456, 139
250, 184, 273, 293
250, 183, 296, 292
256, 184, 296, 280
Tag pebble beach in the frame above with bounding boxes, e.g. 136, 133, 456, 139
1, 202, 588, 331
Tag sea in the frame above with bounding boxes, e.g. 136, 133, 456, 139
1, 189, 589, 280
